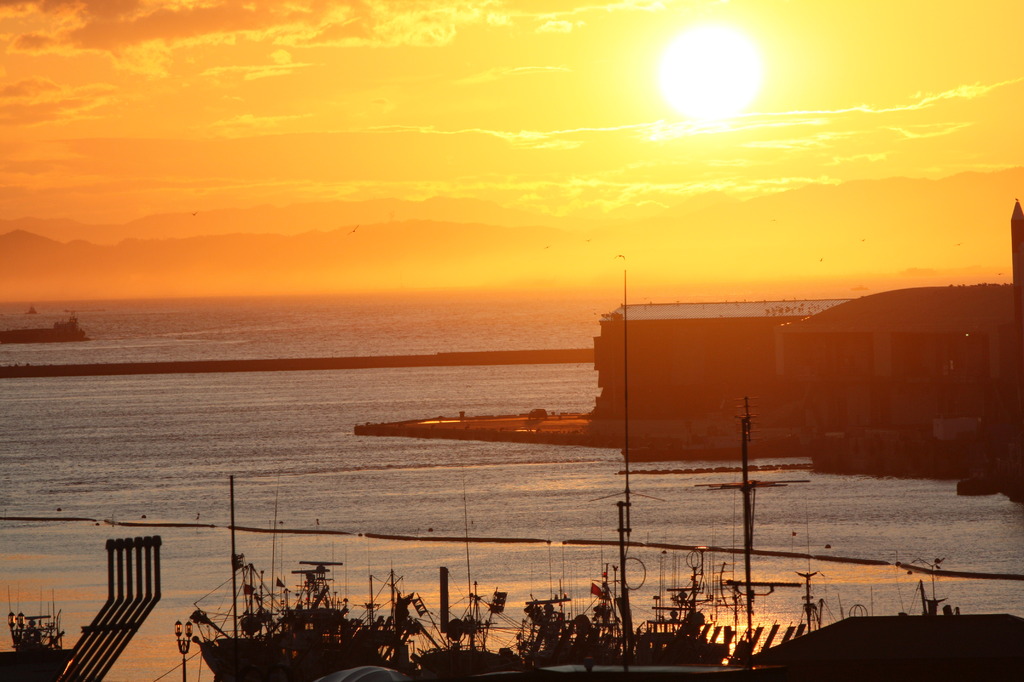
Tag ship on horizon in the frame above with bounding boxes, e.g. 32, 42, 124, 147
0, 313, 88, 344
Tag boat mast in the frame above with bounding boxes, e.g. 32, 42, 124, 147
797, 571, 819, 631
229, 475, 240, 680
739, 398, 754, 638
698, 399, 805, 664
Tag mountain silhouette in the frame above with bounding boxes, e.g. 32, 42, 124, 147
2, 168, 1020, 301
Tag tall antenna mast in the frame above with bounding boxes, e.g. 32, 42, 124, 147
462, 475, 473, 601
622, 268, 632, 504
229, 475, 240, 680
739, 397, 754, 637
617, 265, 634, 668
699, 398, 806, 665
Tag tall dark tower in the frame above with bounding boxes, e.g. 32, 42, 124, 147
1014, 200, 1024, 385
1010, 200, 1024, 500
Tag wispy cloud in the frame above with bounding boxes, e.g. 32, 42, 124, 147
366, 121, 651, 150
0, 77, 118, 126
3, 1, 505, 69
536, 20, 577, 34
644, 78, 1024, 142
209, 112, 313, 137
888, 122, 972, 139
455, 65, 571, 86
742, 131, 858, 151
530, 1, 673, 20
825, 152, 888, 166
200, 50, 316, 81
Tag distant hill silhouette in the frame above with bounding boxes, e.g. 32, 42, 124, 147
0, 197, 570, 245
1, 168, 1021, 301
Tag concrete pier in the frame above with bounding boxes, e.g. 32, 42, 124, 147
354, 412, 808, 461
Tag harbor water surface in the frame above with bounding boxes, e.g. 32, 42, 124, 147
1, 294, 1022, 681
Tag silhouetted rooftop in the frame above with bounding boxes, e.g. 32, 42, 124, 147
781, 285, 1012, 333
754, 614, 1024, 664
604, 299, 848, 322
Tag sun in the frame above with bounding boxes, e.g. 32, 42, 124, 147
659, 25, 763, 120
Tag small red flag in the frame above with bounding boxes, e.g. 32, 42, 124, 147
591, 582, 603, 597
242, 584, 254, 595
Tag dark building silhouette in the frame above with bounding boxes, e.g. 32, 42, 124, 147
777, 284, 1017, 478
591, 202, 1024, 493
591, 299, 847, 455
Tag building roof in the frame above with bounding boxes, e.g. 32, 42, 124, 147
603, 299, 849, 322
754, 614, 1024, 664
781, 285, 1013, 334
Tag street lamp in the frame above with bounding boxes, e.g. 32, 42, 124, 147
174, 619, 193, 682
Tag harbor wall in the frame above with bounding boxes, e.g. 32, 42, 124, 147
0, 347, 593, 378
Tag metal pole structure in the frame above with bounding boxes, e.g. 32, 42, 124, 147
797, 571, 818, 632
230, 476, 239, 680
616, 500, 633, 669
740, 398, 754, 650
618, 267, 634, 670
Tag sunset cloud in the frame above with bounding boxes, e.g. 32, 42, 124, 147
0, 0, 1019, 231
888, 122, 973, 140
455, 65, 571, 85
0, 77, 118, 125
200, 55, 315, 81
639, 78, 1022, 145
208, 112, 313, 136
2, 1, 503, 60
536, 20, 575, 33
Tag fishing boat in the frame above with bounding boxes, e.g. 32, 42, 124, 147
2, 535, 161, 682
411, 568, 522, 678
515, 569, 628, 669
634, 551, 732, 666
190, 558, 424, 682
189, 478, 430, 682
0, 314, 88, 343
2, 609, 72, 682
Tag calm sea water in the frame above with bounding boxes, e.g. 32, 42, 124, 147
1, 294, 1022, 681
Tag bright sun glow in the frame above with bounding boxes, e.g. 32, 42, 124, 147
659, 25, 763, 120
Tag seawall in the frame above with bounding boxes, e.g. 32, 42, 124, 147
0, 347, 593, 379
353, 413, 807, 462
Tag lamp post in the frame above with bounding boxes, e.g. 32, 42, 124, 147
174, 619, 193, 682
8, 612, 22, 648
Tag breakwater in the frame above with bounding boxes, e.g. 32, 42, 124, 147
0, 347, 593, 378
6, 515, 1023, 580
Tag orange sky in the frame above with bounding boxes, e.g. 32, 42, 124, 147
2, 0, 1021, 225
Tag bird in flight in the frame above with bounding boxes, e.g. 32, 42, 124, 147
349, 225, 360, 235
615, 254, 625, 260
191, 211, 198, 217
